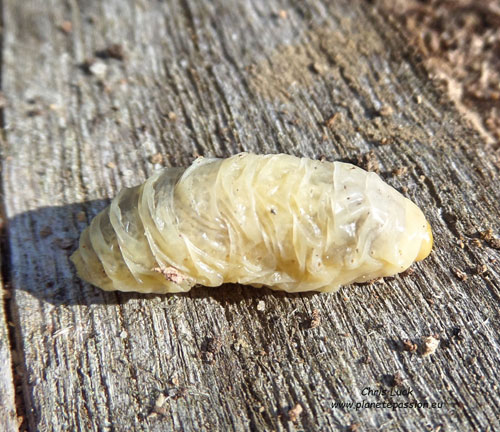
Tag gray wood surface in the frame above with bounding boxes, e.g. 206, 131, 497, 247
1, 0, 499, 431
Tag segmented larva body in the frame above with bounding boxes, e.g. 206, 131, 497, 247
71, 153, 433, 294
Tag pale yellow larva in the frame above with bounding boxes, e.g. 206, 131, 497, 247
71, 153, 433, 294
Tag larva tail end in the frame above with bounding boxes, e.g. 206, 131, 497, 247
416, 221, 433, 262
70, 249, 113, 291
70, 250, 88, 284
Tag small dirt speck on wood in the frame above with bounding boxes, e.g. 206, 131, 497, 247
309, 309, 321, 328
400, 267, 415, 277
392, 166, 408, 177
452, 268, 468, 281
96, 43, 126, 61
347, 422, 361, 432
325, 112, 341, 127
451, 327, 464, 342
441, 326, 465, 349
26, 108, 42, 117
421, 334, 440, 356
310, 62, 326, 75
79, 58, 96, 76
206, 336, 222, 354
360, 355, 372, 365
479, 228, 500, 249
58, 21, 72, 34
383, 371, 404, 387
288, 403, 302, 422
393, 371, 404, 386
89, 61, 108, 79
471, 238, 482, 248
202, 336, 223, 363
402, 339, 418, 353
474, 264, 488, 275
356, 150, 380, 173
378, 105, 393, 116
40, 226, 53, 238
278, 9, 288, 19
149, 153, 164, 165
149, 393, 167, 417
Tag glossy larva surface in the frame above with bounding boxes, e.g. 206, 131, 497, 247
71, 153, 433, 293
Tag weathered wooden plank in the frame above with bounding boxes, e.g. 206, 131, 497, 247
1, 0, 499, 431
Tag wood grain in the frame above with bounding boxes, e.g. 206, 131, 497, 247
1, 0, 499, 431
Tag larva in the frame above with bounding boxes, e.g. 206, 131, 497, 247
71, 153, 433, 294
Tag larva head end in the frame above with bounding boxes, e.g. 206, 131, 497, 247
416, 221, 433, 261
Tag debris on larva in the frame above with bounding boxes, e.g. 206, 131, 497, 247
71, 153, 433, 294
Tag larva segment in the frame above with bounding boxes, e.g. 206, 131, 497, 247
71, 153, 433, 294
